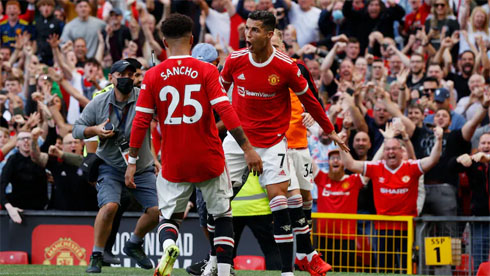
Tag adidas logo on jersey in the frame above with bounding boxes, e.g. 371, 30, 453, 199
237, 73, 246, 80
279, 170, 286, 176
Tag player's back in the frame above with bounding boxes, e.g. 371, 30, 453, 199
147, 56, 226, 183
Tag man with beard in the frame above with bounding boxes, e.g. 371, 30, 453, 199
350, 131, 376, 215
449, 133, 490, 273
314, 148, 366, 271
447, 50, 475, 100
406, 53, 425, 89
340, 129, 443, 273
411, 93, 489, 234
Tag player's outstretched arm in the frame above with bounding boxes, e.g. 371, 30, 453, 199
229, 126, 263, 176
296, 88, 349, 152
339, 147, 364, 174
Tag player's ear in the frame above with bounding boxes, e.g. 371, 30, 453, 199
266, 29, 274, 39
190, 35, 194, 46
163, 39, 169, 49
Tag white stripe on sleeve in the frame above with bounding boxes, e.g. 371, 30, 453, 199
294, 85, 308, 96
210, 96, 229, 106
135, 106, 154, 114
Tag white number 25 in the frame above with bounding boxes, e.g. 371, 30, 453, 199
159, 84, 203, 124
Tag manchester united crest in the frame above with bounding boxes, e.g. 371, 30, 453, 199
43, 238, 87, 266
268, 74, 280, 86
402, 175, 410, 183
342, 182, 350, 190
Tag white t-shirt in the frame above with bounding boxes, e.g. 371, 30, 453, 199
206, 9, 230, 46
67, 70, 83, 125
454, 95, 482, 121
459, 26, 490, 54
288, 1, 321, 47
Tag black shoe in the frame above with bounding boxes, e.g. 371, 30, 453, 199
123, 240, 153, 269
102, 250, 121, 266
186, 256, 209, 275
86, 252, 103, 273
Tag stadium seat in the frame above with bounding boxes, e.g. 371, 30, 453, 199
477, 262, 490, 276
0, 251, 28, 264
234, 255, 265, 270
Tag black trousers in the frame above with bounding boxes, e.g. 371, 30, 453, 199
233, 214, 282, 270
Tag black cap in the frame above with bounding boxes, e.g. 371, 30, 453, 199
110, 7, 123, 16
111, 60, 136, 74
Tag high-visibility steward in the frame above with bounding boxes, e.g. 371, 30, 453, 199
231, 174, 271, 216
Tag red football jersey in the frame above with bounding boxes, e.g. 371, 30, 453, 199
364, 160, 423, 229
221, 48, 310, 148
132, 56, 235, 183
315, 172, 363, 239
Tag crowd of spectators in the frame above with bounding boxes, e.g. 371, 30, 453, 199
0, 0, 489, 270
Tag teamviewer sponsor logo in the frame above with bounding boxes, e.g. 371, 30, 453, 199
322, 189, 350, 197
380, 188, 409, 194
236, 86, 276, 98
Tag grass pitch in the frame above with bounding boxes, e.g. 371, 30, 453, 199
0, 265, 394, 275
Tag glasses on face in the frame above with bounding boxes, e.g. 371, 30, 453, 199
17, 137, 32, 141
329, 156, 341, 161
434, 3, 445, 7
424, 88, 437, 93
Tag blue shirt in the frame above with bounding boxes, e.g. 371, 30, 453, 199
0, 19, 33, 51
424, 111, 466, 131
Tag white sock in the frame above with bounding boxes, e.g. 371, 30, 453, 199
307, 250, 318, 262
162, 239, 175, 251
209, 255, 217, 264
296, 253, 307, 260
217, 263, 231, 276
281, 272, 294, 276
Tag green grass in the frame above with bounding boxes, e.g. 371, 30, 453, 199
0, 265, 393, 275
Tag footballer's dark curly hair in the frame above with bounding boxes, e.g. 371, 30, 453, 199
161, 13, 194, 39
248, 11, 276, 31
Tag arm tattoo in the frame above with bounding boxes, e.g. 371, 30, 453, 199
229, 127, 248, 147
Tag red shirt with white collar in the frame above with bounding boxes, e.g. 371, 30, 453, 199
315, 171, 363, 239
363, 160, 423, 229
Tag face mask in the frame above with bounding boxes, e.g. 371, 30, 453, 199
116, 77, 133, 94
332, 10, 344, 22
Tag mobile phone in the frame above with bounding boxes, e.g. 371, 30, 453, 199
392, 117, 401, 125
382, 43, 389, 50
43, 66, 48, 75
104, 122, 114, 131
0, 89, 7, 95
346, 88, 354, 95
13, 106, 23, 116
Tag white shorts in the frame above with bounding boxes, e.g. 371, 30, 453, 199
156, 168, 233, 219
287, 148, 314, 191
223, 133, 290, 187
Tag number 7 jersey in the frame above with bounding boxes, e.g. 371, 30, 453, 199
131, 55, 239, 183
